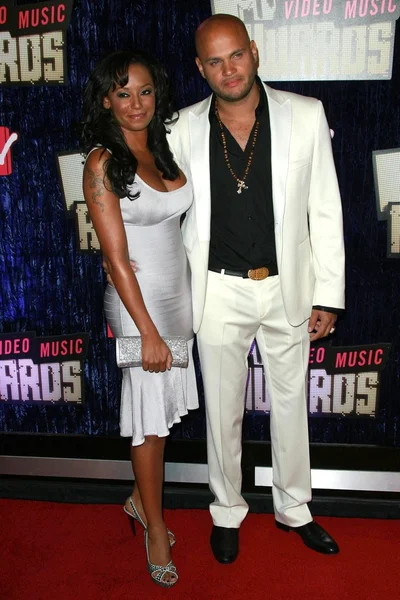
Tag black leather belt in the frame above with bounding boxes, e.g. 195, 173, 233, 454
209, 265, 278, 280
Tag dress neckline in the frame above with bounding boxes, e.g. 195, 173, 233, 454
135, 173, 188, 195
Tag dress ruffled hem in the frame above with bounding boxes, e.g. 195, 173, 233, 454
119, 338, 198, 446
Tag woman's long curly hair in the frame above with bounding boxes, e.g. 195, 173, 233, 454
82, 50, 179, 200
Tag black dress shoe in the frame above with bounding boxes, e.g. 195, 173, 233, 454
210, 525, 239, 564
276, 520, 340, 554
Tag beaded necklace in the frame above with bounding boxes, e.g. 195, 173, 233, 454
215, 102, 260, 194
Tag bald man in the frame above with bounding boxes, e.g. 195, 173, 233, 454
167, 13, 345, 563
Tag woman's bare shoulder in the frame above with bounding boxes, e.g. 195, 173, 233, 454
84, 147, 111, 173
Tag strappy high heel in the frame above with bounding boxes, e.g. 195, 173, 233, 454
123, 496, 176, 547
144, 529, 178, 588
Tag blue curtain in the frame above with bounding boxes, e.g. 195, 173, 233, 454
0, 1, 399, 446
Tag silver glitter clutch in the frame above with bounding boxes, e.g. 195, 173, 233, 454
116, 336, 188, 368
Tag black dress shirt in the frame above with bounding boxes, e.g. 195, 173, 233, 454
207, 80, 343, 317
208, 79, 277, 272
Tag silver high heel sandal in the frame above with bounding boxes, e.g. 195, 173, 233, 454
144, 529, 178, 588
123, 497, 176, 547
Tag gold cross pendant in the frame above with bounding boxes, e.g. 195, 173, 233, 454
237, 180, 248, 194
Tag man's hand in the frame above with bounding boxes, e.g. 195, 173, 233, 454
103, 259, 137, 286
308, 309, 337, 342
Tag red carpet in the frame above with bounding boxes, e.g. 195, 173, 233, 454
1, 499, 399, 600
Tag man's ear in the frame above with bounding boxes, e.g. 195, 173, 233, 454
195, 57, 206, 79
250, 40, 259, 69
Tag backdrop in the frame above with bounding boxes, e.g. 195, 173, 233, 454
0, 0, 399, 447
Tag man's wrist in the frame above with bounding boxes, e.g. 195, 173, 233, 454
312, 305, 345, 316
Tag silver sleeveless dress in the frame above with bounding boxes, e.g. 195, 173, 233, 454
104, 173, 198, 446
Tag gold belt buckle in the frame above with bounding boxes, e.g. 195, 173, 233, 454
248, 267, 269, 281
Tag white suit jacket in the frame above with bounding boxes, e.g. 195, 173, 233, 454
168, 83, 345, 333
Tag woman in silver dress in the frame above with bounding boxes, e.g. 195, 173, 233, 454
82, 51, 198, 588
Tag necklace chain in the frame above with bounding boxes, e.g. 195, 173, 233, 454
215, 103, 259, 194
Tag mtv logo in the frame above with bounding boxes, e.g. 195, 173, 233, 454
372, 148, 400, 257
213, 0, 276, 21
0, 127, 18, 176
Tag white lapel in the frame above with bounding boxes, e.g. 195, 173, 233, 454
188, 96, 212, 242
264, 84, 291, 228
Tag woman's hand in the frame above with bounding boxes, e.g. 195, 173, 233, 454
141, 332, 173, 373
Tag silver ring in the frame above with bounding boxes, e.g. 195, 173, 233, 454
329, 327, 335, 334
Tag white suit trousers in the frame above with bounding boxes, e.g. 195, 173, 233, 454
196, 270, 313, 528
